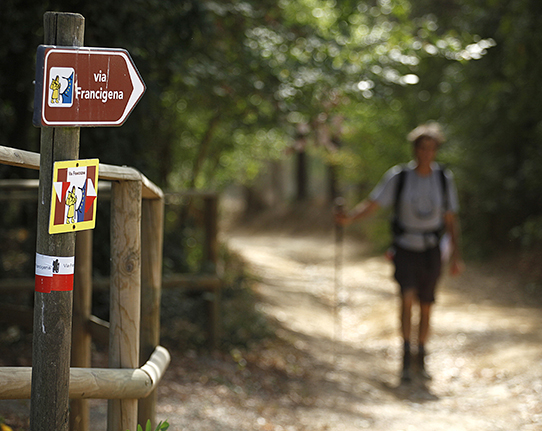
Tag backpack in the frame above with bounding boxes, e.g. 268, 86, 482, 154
391, 164, 448, 244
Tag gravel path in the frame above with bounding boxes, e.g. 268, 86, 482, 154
2, 229, 541, 430
155, 230, 542, 430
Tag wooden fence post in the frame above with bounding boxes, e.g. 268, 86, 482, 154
70, 230, 93, 431
203, 195, 220, 349
108, 180, 142, 431
203, 195, 218, 272
138, 197, 164, 428
30, 12, 84, 431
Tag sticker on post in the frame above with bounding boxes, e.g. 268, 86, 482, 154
35, 253, 75, 293
49, 158, 99, 234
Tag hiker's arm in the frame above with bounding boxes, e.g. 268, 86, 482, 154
444, 211, 465, 275
336, 199, 380, 226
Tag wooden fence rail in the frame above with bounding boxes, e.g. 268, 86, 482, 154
0, 346, 170, 400
0, 145, 162, 199
0, 185, 223, 350
0, 143, 167, 431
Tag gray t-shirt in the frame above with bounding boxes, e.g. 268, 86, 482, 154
370, 161, 459, 251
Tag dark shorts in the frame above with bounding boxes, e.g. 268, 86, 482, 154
393, 245, 442, 303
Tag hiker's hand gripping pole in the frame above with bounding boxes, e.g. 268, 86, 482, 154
335, 199, 379, 226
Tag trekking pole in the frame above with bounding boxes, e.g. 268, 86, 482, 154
333, 197, 346, 364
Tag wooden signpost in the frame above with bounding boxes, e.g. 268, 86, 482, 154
31, 12, 85, 431
31, 11, 146, 431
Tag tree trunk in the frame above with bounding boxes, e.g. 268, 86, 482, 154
296, 150, 308, 201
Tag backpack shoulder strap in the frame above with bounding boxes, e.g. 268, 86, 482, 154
393, 165, 407, 215
436, 163, 449, 212
392, 165, 407, 239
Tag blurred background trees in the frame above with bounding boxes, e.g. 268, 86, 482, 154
1, 0, 542, 256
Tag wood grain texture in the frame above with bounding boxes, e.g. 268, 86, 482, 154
30, 12, 84, 431
108, 180, 142, 431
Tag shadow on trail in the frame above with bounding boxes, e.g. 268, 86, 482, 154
334, 335, 441, 405
378, 378, 439, 403
224, 227, 542, 430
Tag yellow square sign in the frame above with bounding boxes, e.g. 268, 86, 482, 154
49, 159, 99, 234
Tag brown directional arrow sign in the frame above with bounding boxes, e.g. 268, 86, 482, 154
33, 45, 146, 127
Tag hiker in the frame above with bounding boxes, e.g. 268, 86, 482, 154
335, 122, 464, 382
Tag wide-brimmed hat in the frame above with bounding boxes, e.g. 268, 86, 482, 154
407, 122, 445, 146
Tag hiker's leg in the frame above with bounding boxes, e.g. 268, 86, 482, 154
393, 246, 420, 381
418, 301, 432, 345
417, 301, 432, 379
400, 288, 416, 380
416, 246, 440, 379
401, 288, 416, 342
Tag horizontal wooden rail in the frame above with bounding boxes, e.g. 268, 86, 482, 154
162, 274, 222, 290
0, 179, 112, 201
0, 146, 40, 170
0, 274, 222, 292
88, 314, 110, 344
0, 145, 162, 200
0, 346, 170, 400
0, 305, 109, 344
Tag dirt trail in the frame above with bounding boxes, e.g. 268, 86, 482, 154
219, 230, 542, 431
3, 228, 542, 430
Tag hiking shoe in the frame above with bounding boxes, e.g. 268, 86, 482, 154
417, 345, 432, 380
419, 368, 432, 380
401, 366, 412, 383
401, 342, 412, 383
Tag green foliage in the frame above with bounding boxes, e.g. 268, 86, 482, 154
162, 197, 206, 275
418, 0, 542, 251
7, 0, 478, 186
0, 0, 478, 189
510, 216, 542, 248
3, 0, 542, 253
126, 419, 169, 431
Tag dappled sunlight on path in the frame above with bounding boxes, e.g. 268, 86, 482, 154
220, 230, 542, 431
